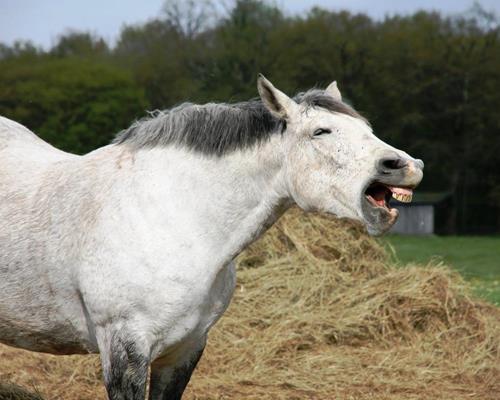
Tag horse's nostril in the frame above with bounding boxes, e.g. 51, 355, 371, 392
380, 158, 407, 171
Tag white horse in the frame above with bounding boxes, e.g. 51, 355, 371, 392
0, 75, 423, 400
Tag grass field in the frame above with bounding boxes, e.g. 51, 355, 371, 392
383, 235, 500, 305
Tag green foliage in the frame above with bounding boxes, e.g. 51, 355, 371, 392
202, 0, 286, 100
0, 0, 499, 232
51, 32, 109, 58
115, 20, 199, 108
0, 56, 147, 154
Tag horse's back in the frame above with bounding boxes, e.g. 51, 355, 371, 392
0, 116, 75, 165
0, 116, 78, 224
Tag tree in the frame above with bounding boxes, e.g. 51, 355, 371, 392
51, 31, 109, 58
161, 0, 217, 38
0, 57, 148, 154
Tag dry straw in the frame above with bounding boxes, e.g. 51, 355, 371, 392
1, 209, 499, 399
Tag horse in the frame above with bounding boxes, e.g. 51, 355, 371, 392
0, 75, 423, 400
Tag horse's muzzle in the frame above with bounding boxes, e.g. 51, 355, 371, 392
375, 154, 424, 189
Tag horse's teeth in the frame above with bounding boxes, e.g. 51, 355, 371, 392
392, 192, 413, 203
392, 193, 403, 202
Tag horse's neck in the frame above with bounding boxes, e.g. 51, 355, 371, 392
118, 140, 290, 266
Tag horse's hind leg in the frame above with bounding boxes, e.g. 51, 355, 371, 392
97, 328, 150, 400
148, 341, 205, 400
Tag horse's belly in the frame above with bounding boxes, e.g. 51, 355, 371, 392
0, 279, 97, 354
0, 320, 93, 355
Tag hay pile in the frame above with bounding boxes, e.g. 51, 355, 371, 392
1, 209, 499, 399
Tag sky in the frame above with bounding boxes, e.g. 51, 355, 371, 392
1, 0, 499, 49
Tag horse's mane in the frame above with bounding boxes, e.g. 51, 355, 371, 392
113, 89, 365, 156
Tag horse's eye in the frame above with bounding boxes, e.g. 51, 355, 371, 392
313, 128, 332, 137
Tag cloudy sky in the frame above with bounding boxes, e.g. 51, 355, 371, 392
1, 0, 499, 49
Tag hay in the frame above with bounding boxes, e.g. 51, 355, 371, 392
0, 383, 44, 400
1, 208, 499, 399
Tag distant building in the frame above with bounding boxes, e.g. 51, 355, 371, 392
390, 192, 451, 235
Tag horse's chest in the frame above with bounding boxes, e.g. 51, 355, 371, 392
201, 261, 237, 329
150, 261, 237, 359
187, 261, 236, 334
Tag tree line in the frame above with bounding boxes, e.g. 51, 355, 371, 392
1, 0, 499, 234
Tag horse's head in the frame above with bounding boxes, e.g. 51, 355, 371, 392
257, 75, 423, 235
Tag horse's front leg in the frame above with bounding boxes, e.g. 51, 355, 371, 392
148, 339, 206, 400
97, 327, 150, 400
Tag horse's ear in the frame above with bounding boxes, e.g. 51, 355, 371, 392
257, 74, 298, 120
325, 80, 342, 102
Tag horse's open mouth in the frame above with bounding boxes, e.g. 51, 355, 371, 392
364, 182, 414, 212
361, 180, 418, 235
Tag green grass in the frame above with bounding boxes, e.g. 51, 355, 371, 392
382, 235, 500, 305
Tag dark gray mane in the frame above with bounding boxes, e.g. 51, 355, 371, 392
113, 89, 365, 156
